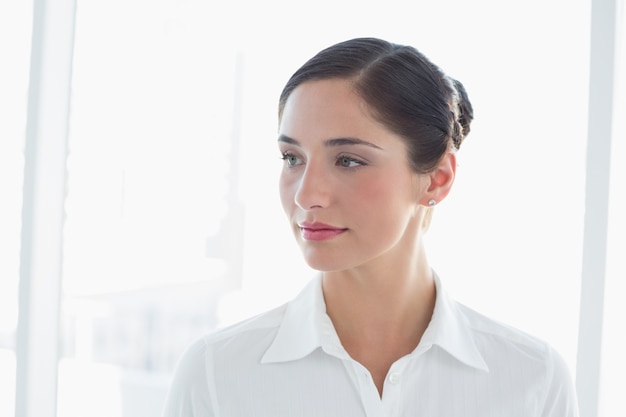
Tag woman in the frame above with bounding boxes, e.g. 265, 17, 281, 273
162, 37, 579, 416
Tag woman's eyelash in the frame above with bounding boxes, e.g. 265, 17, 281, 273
280, 151, 294, 161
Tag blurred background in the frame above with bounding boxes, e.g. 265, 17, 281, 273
1, 0, 624, 416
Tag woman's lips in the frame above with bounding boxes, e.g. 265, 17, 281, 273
298, 222, 347, 242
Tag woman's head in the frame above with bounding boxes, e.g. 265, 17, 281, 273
278, 37, 473, 174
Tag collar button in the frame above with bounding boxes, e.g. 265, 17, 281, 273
388, 372, 401, 385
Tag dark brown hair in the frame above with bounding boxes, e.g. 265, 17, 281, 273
278, 37, 473, 173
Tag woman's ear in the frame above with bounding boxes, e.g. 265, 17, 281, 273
422, 152, 456, 206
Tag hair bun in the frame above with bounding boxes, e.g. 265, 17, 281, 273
451, 79, 473, 149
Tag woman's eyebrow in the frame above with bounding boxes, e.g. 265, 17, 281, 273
278, 134, 383, 150
325, 137, 383, 150
277, 134, 299, 145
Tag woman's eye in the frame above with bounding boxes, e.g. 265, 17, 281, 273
281, 152, 302, 167
337, 155, 364, 168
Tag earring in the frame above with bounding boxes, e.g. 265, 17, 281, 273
428, 199, 436, 207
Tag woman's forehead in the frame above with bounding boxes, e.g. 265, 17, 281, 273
279, 79, 377, 135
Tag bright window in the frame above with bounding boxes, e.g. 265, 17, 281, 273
58, 2, 589, 415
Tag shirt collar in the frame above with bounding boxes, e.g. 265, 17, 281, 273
261, 274, 329, 364
261, 272, 489, 372
420, 273, 489, 372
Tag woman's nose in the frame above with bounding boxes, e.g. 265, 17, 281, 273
294, 163, 331, 210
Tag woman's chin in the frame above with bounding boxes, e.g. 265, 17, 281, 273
301, 251, 354, 273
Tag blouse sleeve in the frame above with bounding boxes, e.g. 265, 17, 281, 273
540, 346, 580, 417
161, 338, 215, 417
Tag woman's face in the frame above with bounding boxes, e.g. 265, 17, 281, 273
278, 78, 432, 272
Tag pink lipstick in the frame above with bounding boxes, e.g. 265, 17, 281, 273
298, 222, 347, 242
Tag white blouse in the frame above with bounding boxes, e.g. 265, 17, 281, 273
162, 273, 579, 417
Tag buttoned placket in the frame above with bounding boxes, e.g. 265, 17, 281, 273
380, 356, 413, 417
345, 355, 413, 417
319, 315, 382, 417
349, 360, 384, 417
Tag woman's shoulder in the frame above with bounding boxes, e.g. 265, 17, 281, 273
456, 301, 578, 413
168, 302, 289, 383
455, 301, 571, 375
190, 302, 289, 354
457, 302, 548, 350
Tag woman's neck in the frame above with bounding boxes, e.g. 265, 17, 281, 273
321, 244, 436, 396
322, 259, 435, 341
